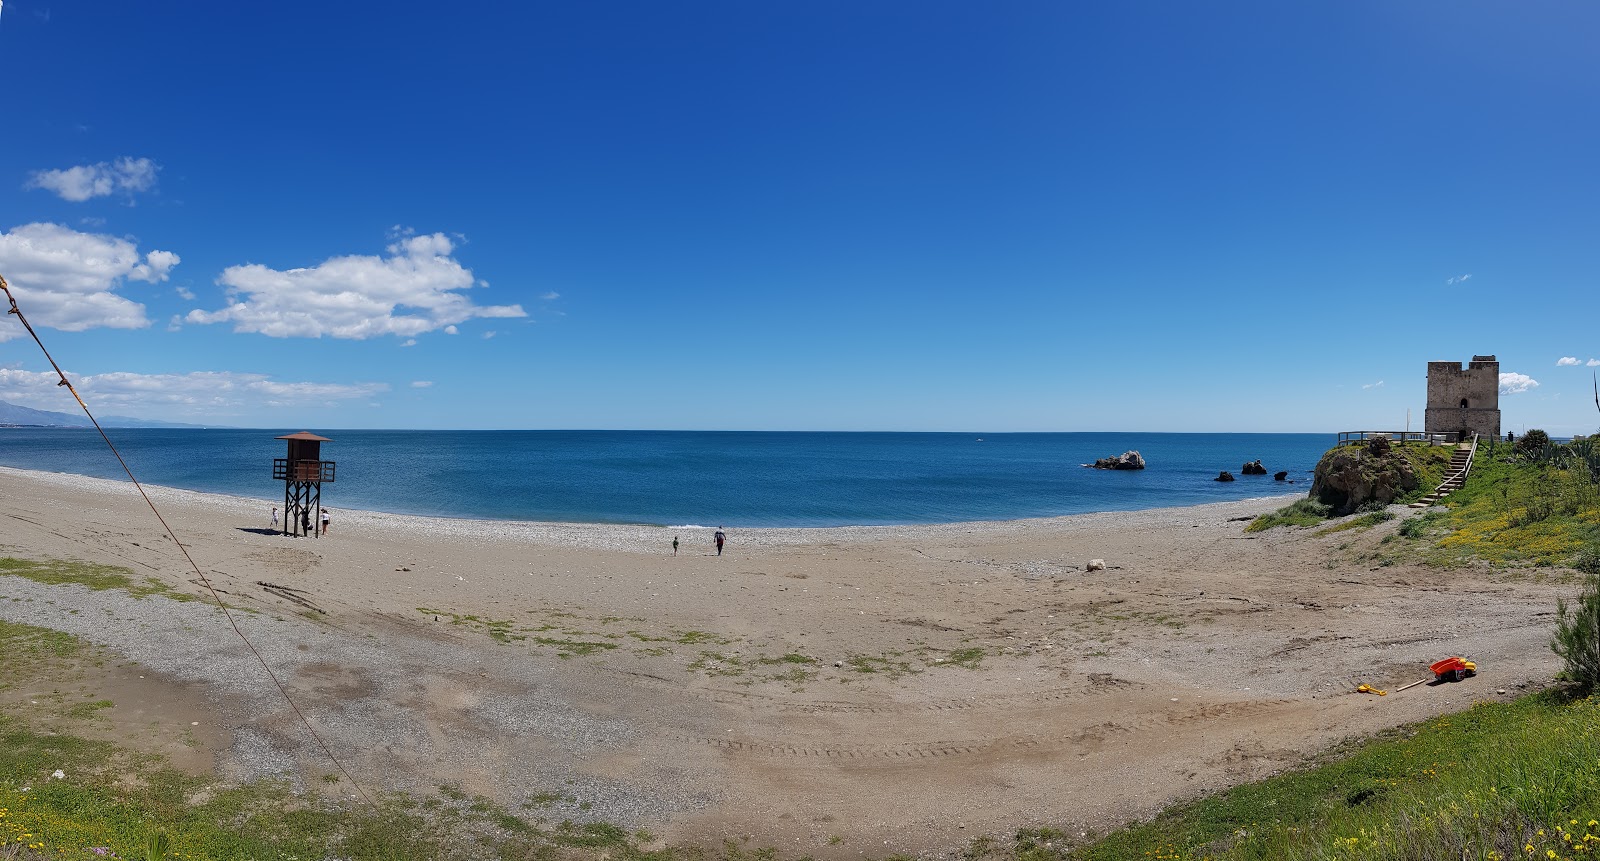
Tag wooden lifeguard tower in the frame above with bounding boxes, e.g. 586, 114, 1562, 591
273, 432, 335, 537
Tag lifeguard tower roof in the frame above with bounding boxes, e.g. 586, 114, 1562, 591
275, 431, 332, 442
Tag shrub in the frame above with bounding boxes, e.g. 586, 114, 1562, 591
1515, 428, 1551, 457
1399, 511, 1440, 539
1575, 545, 1600, 578
1552, 575, 1600, 691
1245, 498, 1332, 532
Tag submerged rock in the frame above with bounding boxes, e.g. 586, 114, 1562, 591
1215, 471, 1235, 482
1273, 470, 1289, 481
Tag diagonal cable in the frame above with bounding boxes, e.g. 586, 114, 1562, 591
1, 273, 374, 807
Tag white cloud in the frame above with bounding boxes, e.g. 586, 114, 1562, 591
1558, 357, 1581, 366
1445, 274, 1472, 285
410, 380, 432, 388
25, 157, 160, 202
0, 368, 386, 415
1362, 380, 1384, 389
400, 339, 417, 347
1499, 372, 1540, 394
540, 291, 560, 300
482, 330, 496, 339
0, 222, 180, 339
174, 286, 195, 300
185, 231, 525, 339
444, 325, 458, 335
1590, 359, 1600, 367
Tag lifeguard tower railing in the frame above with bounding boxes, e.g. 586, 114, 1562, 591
272, 459, 336, 482
1336, 431, 1460, 447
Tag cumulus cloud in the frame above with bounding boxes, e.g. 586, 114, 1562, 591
1362, 380, 1384, 389
410, 380, 432, 388
0, 222, 180, 339
540, 291, 560, 301
1590, 359, 1600, 367
184, 231, 524, 339
1499, 372, 1540, 395
1446, 274, 1472, 285
25, 157, 160, 202
1559, 357, 1581, 366
0, 368, 386, 416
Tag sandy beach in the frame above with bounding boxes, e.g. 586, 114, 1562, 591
0, 464, 1568, 856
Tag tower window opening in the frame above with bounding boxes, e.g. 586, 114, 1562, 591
1460, 398, 1469, 409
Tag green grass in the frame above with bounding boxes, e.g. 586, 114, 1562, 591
1246, 499, 1334, 532
1423, 451, 1600, 567
938, 647, 986, 669
959, 690, 1600, 861
0, 557, 196, 601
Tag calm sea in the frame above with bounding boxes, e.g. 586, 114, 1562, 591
0, 429, 1329, 527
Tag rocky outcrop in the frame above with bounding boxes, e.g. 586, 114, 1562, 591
1241, 460, 1267, 475
1091, 450, 1146, 470
1215, 471, 1235, 482
1273, 470, 1289, 481
1309, 439, 1418, 515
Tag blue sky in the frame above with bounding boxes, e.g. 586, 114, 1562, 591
0, 2, 1596, 434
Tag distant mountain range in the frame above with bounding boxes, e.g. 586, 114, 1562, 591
0, 400, 219, 429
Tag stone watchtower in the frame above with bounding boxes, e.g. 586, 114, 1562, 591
1424, 355, 1501, 441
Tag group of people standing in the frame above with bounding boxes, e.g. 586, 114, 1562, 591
270, 505, 331, 537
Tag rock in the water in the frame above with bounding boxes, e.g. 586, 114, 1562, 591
1086, 559, 1105, 572
1273, 470, 1288, 481
1241, 459, 1268, 475
1215, 471, 1235, 482
1309, 439, 1419, 515
1091, 450, 1146, 470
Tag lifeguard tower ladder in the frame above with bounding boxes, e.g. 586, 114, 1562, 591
272, 431, 335, 537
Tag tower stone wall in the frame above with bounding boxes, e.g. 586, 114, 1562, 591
1424, 355, 1501, 440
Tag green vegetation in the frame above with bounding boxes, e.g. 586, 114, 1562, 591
1250, 437, 1600, 572
1245, 499, 1332, 533
1248, 441, 1456, 532
962, 691, 1600, 861
1414, 437, 1600, 568
1312, 510, 1395, 536
1554, 575, 1600, 692
0, 556, 196, 602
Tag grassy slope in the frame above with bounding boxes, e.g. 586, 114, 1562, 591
1247, 441, 1456, 533
988, 692, 1600, 861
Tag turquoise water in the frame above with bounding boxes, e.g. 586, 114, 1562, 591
0, 429, 1327, 527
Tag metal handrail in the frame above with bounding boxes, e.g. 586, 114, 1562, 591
1336, 431, 1460, 447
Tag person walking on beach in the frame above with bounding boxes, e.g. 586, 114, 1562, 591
300, 508, 312, 537
672, 536, 679, 556
271, 506, 279, 529
320, 508, 331, 537
714, 528, 726, 556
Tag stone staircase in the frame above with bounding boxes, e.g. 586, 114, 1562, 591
1409, 439, 1477, 508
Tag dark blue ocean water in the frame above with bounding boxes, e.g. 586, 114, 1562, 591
0, 429, 1329, 527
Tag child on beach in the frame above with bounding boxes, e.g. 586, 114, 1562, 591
672, 536, 679, 556
271, 506, 278, 529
